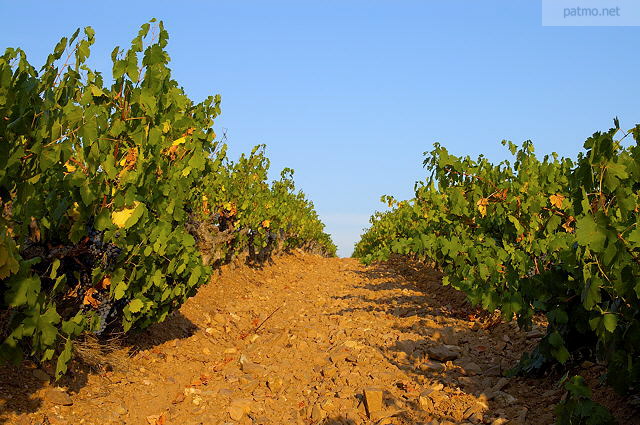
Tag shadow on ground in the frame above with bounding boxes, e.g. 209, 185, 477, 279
0, 311, 197, 424
335, 258, 547, 424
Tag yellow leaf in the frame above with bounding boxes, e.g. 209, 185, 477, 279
112, 201, 141, 228
64, 162, 76, 172
477, 198, 489, 217
262, 220, 271, 228
550, 194, 565, 209
90, 85, 104, 97
162, 121, 171, 134
172, 137, 186, 146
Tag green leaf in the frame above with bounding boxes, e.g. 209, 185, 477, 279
565, 375, 591, 398
37, 307, 61, 347
90, 85, 104, 97
4, 275, 41, 307
61, 314, 84, 336
603, 314, 617, 333
583, 277, 602, 310
55, 339, 73, 379
49, 259, 61, 279
95, 209, 112, 231
128, 298, 144, 313
576, 215, 606, 252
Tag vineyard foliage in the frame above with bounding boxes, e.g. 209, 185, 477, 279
354, 122, 640, 392
0, 21, 335, 377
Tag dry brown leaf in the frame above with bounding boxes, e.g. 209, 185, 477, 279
493, 188, 508, 201
29, 217, 41, 242
82, 288, 99, 308
121, 147, 138, 170
97, 276, 111, 290
562, 215, 576, 233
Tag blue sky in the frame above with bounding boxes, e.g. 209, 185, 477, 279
1, 1, 638, 256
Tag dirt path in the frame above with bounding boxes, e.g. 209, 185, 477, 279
0, 253, 631, 425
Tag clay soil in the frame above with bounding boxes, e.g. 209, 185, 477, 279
0, 253, 635, 425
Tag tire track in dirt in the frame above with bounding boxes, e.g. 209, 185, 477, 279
0, 253, 632, 425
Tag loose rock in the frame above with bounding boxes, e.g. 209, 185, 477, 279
363, 387, 383, 418
32, 369, 50, 382
44, 388, 73, 406
427, 345, 460, 362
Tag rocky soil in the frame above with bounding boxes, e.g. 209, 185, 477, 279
0, 253, 635, 425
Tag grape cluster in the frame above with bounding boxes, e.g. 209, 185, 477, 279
94, 300, 113, 335
91, 295, 126, 335
86, 227, 122, 270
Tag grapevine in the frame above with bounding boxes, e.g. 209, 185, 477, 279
0, 21, 335, 377
355, 122, 640, 395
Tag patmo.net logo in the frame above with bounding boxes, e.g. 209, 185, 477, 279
563, 5, 620, 18
542, 0, 640, 26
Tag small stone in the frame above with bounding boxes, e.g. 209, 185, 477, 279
484, 365, 502, 377
213, 313, 226, 324
418, 392, 433, 411
363, 387, 383, 418
396, 340, 416, 355
239, 355, 266, 376
430, 383, 444, 391
493, 391, 517, 406
491, 418, 510, 425
427, 345, 460, 362
44, 388, 73, 406
266, 376, 283, 392
441, 328, 459, 345
32, 369, 50, 382
202, 347, 211, 355
457, 376, 476, 388
229, 398, 252, 420
192, 395, 203, 405
321, 366, 337, 378
459, 361, 482, 376
463, 402, 485, 419
419, 360, 445, 372
224, 347, 237, 354
320, 397, 334, 411
229, 404, 244, 421
344, 340, 359, 348
492, 378, 509, 392
115, 406, 128, 415
329, 351, 348, 363
311, 404, 325, 421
